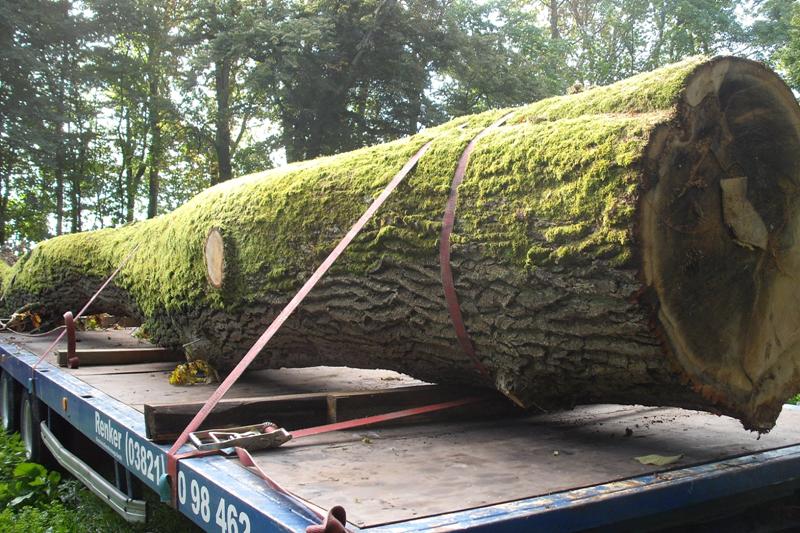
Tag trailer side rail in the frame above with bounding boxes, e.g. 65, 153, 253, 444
4, 342, 800, 532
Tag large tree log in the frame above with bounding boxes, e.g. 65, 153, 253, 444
3, 56, 800, 431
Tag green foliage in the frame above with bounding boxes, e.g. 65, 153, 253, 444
0, 433, 26, 483
0, 433, 58, 511
512, 55, 704, 120
249, 0, 451, 161
0, 0, 793, 254
0, 479, 196, 533
0, 430, 197, 532
178, 0, 267, 183
435, 0, 572, 117
779, 2, 800, 90
550, 0, 746, 84
0, 462, 61, 510
0, 501, 79, 533
0, 260, 11, 287
750, 1, 797, 66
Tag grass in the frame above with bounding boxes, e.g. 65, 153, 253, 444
0, 431, 199, 532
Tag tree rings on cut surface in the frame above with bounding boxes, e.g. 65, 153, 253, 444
640, 58, 800, 431
204, 228, 225, 289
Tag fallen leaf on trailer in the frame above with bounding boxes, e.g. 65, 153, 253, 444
635, 454, 683, 466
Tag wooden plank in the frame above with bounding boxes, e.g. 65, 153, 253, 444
144, 385, 511, 443
328, 386, 511, 425
145, 393, 329, 442
56, 347, 184, 367
96, 315, 140, 328
68, 361, 178, 377
78, 366, 426, 414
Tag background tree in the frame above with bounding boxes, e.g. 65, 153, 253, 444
435, 0, 570, 116
90, 0, 184, 220
0, 0, 94, 247
180, 0, 265, 183
756, 0, 800, 90
0, 0, 794, 252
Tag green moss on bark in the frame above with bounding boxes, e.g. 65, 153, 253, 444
2, 57, 710, 342
461, 111, 670, 268
511, 55, 705, 122
0, 260, 11, 288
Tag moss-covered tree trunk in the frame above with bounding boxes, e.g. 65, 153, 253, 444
4, 56, 800, 432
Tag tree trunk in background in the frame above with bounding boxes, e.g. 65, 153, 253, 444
4, 57, 800, 433
54, 124, 65, 236
282, 121, 301, 164
548, 0, 560, 39
148, 151, 159, 218
124, 164, 146, 223
0, 160, 10, 246
407, 70, 423, 135
70, 174, 81, 233
213, 56, 233, 184
125, 170, 135, 223
148, 78, 161, 219
69, 135, 85, 233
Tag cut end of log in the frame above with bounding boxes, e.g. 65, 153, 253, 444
641, 57, 800, 431
204, 228, 225, 289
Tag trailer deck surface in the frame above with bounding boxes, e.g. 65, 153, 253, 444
4, 328, 800, 529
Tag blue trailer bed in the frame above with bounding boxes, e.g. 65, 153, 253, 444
2, 328, 800, 532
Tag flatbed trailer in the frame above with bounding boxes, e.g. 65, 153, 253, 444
3, 328, 800, 532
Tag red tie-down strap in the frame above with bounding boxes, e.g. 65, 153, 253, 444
248, 398, 481, 529
234, 446, 331, 530
290, 396, 482, 439
164, 140, 436, 525
30, 243, 141, 373
165, 116, 516, 528
64, 311, 78, 368
236, 399, 482, 529
439, 113, 514, 379
164, 398, 479, 531
307, 506, 348, 533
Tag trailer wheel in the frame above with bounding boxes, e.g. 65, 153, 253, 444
0, 371, 19, 433
20, 391, 48, 463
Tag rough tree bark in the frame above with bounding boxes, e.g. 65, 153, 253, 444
3, 56, 800, 431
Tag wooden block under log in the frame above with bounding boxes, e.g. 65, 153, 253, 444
325, 385, 504, 423
96, 314, 141, 328
145, 393, 329, 442
144, 385, 515, 443
56, 347, 184, 367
